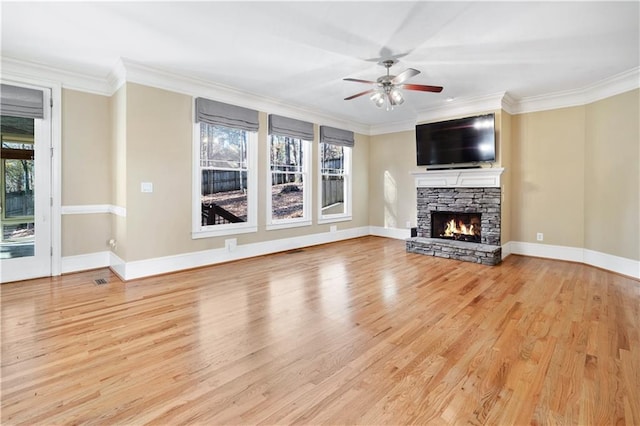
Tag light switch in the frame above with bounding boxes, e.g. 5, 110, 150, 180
141, 182, 153, 193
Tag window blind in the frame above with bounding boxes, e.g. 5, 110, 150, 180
268, 114, 314, 141
319, 125, 354, 147
195, 97, 259, 132
0, 84, 44, 119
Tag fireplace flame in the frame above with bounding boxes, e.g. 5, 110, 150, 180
444, 219, 476, 237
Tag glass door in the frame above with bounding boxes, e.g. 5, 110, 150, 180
0, 84, 51, 283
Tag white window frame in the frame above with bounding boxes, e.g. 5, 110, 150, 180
192, 122, 258, 238
266, 135, 312, 230
317, 142, 352, 224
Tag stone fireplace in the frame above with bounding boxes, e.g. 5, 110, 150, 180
406, 168, 504, 266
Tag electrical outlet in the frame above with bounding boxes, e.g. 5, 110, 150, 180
406, 221, 411, 228
225, 238, 237, 252
330, 225, 337, 233
536, 232, 543, 241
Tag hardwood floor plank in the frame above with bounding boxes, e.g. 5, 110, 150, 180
1, 236, 638, 425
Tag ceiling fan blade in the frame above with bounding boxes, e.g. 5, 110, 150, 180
344, 89, 375, 100
391, 68, 420, 85
399, 83, 444, 93
343, 77, 378, 85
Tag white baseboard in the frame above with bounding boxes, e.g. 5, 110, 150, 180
509, 241, 584, 263
61, 231, 639, 282
501, 241, 512, 259
114, 226, 370, 281
583, 249, 640, 279
509, 241, 639, 279
109, 252, 126, 281
369, 226, 411, 240
61, 251, 111, 274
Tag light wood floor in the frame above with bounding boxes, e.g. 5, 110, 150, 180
1, 236, 639, 425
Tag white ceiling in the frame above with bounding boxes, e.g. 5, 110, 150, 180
2, 1, 639, 128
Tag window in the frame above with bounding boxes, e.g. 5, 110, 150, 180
193, 98, 258, 238
319, 142, 351, 222
318, 126, 354, 223
267, 114, 312, 229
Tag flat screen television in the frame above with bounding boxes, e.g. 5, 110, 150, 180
416, 113, 496, 167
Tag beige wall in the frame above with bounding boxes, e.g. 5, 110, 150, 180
500, 111, 512, 243
368, 130, 417, 229
111, 86, 127, 260
111, 86, 127, 208
60, 82, 638, 265
61, 214, 111, 256
123, 84, 192, 261
120, 83, 369, 262
584, 89, 639, 260
61, 89, 111, 205
510, 89, 639, 261
61, 89, 112, 257
511, 106, 586, 248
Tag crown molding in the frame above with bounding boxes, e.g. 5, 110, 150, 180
514, 89, 587, 115
112, 59, 371, 136
1, 57, 112, 96
368, 119, 417, 135
582, 67, 640, 104
106, 59, 127, 94
511, 67, 640, 114
415, 92, 506, 124
4, 56, 637, 134
501, 92, 518, 115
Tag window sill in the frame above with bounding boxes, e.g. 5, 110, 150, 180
266, 219, 312, 231
317, 215, 352, 225
192, 224, 257, 239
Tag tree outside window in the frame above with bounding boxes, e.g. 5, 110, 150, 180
198, 123, 256, 232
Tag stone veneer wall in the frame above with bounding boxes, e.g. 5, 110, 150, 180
417, 187, 501, 246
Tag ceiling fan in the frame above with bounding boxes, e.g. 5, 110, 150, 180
343, 60, 443, 110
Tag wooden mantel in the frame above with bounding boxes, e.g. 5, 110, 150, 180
411, 167, 505, 188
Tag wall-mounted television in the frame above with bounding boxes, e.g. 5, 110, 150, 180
416, 113, 496, 167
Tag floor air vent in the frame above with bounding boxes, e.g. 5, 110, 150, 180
94, 278, 108, 285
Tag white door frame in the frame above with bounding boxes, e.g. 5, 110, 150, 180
1, 75, 62, 279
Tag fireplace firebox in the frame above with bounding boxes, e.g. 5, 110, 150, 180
431, 211, 481, 243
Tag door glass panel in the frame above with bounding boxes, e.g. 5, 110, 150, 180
1, 116, 35, 260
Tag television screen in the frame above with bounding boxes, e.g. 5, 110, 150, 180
416, 113, 496, 167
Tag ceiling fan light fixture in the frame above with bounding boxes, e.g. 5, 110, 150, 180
390, 88, 404, 105
345, 60, 441, 111
370, 91, 385, 108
